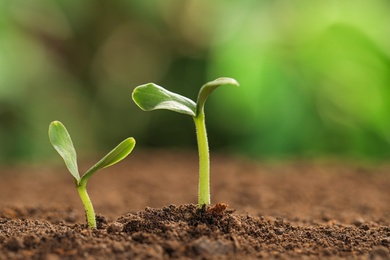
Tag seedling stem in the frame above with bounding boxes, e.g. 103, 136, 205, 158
77, 181, 96, 228
194, 110, 210, 205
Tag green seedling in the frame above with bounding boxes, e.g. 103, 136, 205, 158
132, 77, 239, 207
48, 121, 136, 228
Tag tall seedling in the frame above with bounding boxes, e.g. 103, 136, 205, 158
132, 78, 239, 207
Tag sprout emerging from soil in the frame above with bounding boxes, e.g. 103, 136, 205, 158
132, 78, 239, 207
48, 121, 136, 228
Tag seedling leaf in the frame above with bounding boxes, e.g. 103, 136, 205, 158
132, 83, 196, 117
82, 137, 136, 182
49, 121, 80, 182
196, 77, 239, 116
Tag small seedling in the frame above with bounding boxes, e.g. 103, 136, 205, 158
132, 77, 239, 207
48, 121, 136, 228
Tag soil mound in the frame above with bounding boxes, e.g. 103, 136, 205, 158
1, 204, 390, 259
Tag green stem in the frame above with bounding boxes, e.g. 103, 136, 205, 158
193, 110, 210, 207
77, 180, 97, 228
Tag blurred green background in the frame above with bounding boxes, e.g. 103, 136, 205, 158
1, 0, 390, 164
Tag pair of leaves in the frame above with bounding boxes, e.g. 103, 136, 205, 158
49, 77, 238, 184
132, 77, 239, 117
49, 121, 135, 185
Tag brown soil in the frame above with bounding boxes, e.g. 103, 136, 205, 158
1, 150, 390, 259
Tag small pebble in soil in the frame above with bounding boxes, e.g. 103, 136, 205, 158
107, 222, 123, 233
352, 218, 365, 227
193, 237, 235, 256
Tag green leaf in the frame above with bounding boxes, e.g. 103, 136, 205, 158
132, 83, 196, 117
81, 137, 136, 182
196, 77, 239, 116
48, 121, 80, 183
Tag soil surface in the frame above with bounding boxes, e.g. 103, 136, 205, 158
0, 150, 390, 259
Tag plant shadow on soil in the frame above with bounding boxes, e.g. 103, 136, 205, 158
1, 150, 390, 259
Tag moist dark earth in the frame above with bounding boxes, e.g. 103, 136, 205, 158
1, 150, 390, 259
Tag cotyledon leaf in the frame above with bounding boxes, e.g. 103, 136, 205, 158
196, 77, 239, 116
49, 121, 80, 183
132, 83, 196, 117
82, 137, 136, 182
